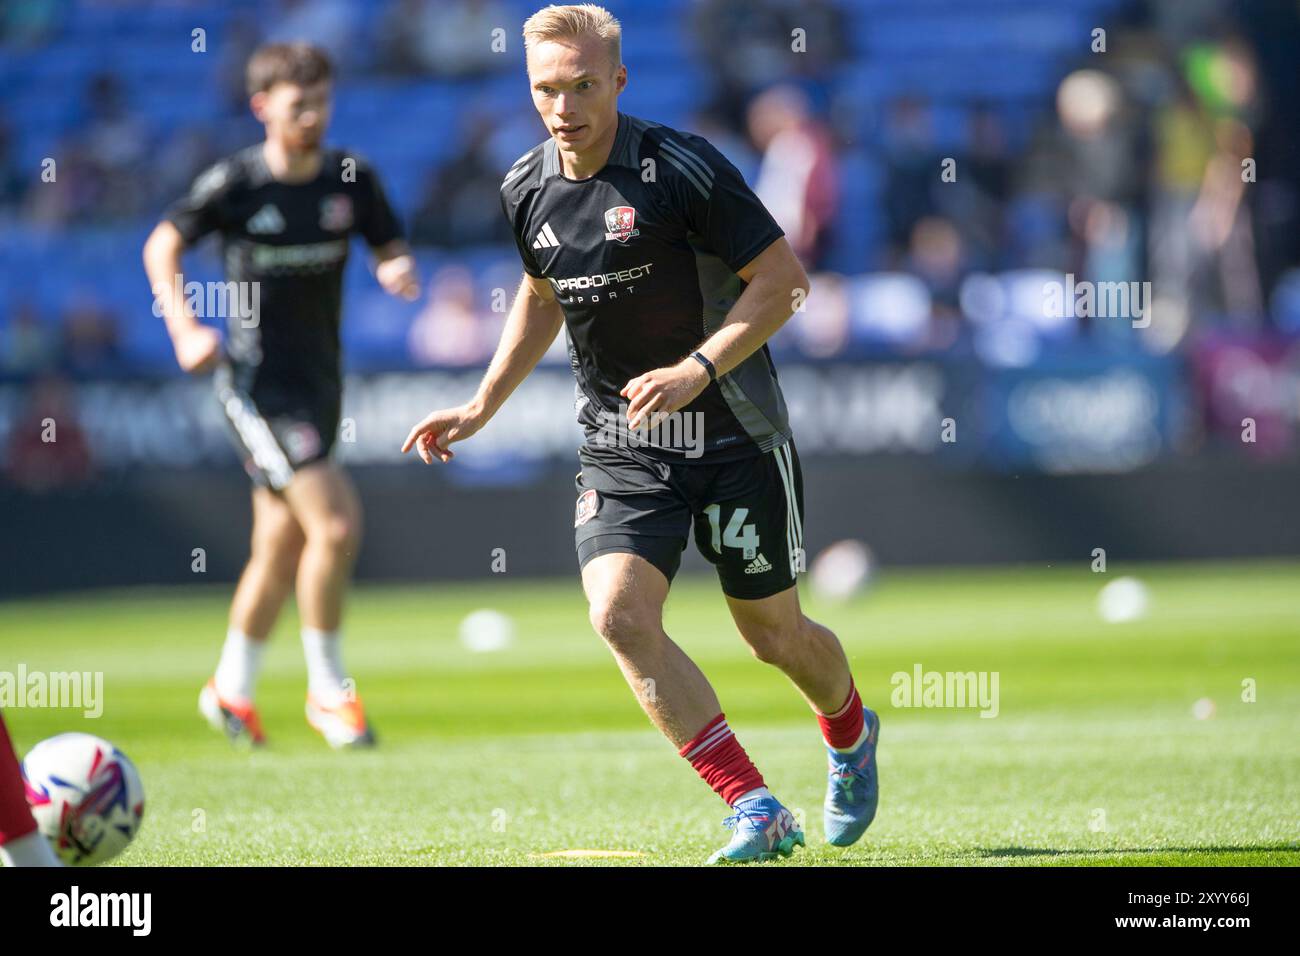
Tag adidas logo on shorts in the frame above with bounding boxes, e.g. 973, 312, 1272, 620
744, 553, 773, 574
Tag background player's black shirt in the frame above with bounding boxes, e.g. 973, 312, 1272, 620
166, 145, 401, 402
501, 112, 793, 463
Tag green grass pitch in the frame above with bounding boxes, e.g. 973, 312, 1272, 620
2, 561, 1297, 866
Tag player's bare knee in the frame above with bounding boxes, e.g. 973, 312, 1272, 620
588, 596, 659, 653
743, 624, 789, 666
739, 613, 813, 667
307, 513, 361, 555
801, 614, 840, 652
587, 597, 630, 642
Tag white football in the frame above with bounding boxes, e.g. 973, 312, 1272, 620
810, 539, 876, 601
21, 732, 145, 865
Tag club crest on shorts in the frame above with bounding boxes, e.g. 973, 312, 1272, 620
319, 194, 354, 232
282, 423, 321, 464
603, 205, 639, 243
575, 488, 600, 527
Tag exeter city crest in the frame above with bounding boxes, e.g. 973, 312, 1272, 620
603, 205, 640, 243
575, 488, 600, 527
319, 194, 354, 232
282, 423, 322, 464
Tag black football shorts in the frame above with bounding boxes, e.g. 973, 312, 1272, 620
574, 439, 806, 600
214, 363, 339, 491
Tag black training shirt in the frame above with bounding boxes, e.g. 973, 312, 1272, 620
165, 144, 402, 399
501, 112, 793, 462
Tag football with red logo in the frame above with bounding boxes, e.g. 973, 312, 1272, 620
21, 733, 145, 865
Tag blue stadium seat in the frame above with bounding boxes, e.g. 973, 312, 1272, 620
0, 0, 1144, 364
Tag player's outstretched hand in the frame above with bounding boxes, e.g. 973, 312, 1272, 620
172, 324, 222, 375
376, 254, 421, 301
620, 359, 711, 431
401, 404, 482, 464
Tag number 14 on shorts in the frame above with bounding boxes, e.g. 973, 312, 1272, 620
703, 504, 759, 560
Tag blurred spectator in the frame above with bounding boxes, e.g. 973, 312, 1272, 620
216, 13, 264, 115
1184, 38, 1266, 320
0, 113, 27, 210
153, 127, 221, 210
1058, 70, 1142, 209
407, 265, 490, 366
25, 139, 102, 225
689, 109, 759, 182
411, 117, 514, 247
777, 271, 850, 358
847, 272, 934, 352
4, 375, 92, 492
1018, 69, 1146, 312
880, 95, 942, 250
965, 106, 1013, 206
692, 0, 846, 130
377, 0, 511, 79
903, 216, 967, 321
28, 73, 150, 224
0, 0, 1296, 396
82, 73, 150, 218
1147, 37, 1268, 340
266, 0, 360, 70
0, 0, 63, 48
153, 127, 222, 209
946, 105, 1013, 267
1150, 0, 1229, 47
748, 86, 838, 268
60, 294, 121, 375
1, 303, 59, 375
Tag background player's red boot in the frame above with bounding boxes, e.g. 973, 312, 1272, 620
199, 678, 267, 747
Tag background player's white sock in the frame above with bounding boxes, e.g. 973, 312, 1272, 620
1, 830, 62, 867
213, 629, 265, 702
301, 627, 348, 705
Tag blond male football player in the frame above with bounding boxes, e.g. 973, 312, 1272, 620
144, 43, 419, 748
402, 4, 879, 862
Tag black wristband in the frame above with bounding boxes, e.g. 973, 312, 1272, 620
690, 350, 717, 383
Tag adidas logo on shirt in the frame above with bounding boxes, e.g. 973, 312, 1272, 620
744, 553, 773, 574
532, 222, 560, 249
247, 204, 286, 235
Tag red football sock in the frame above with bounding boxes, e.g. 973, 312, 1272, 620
818, 679, 866, 750
678, 713, 766, 806
0, 715, 39, 844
